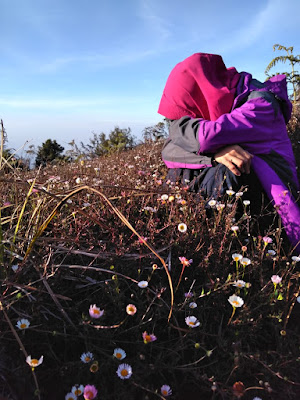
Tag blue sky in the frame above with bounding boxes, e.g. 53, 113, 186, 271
1, 0, 299, 157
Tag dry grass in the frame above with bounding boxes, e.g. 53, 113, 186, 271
0, 140, 299, 400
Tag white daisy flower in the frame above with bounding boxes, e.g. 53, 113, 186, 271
240, 257, 251, 266
228, 294, 244, 308
16, 318, 30, 330
71, 384, 84, 396
26, 355, 43, 368
116, 363, 132, 379
233, 280, 246, 288
178, 223, 187, 233
137, 281, 148, 288
243, 200, 250, 205
113, 348, 126, 360
226, 189, 235, 196
161, 384, 172, 397
185, 316, 200, 328
232, 253, 243, 262
292, 256, 300, 262
80, 351, 94, 363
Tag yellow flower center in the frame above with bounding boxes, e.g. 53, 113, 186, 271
31, 359, 39, 366
121, 369, 128, 377
74, 389, 81, 395
86, 390, 93, 398
232, 301, 239, 307
162, 390, 168, 395
93, 309, 100, 314
145, 335, 151, 342
116, 353, 122, 359
85, 356, 90, 362
128, 307, 134, 312
20, 323, 27, 329
189, 321, 195, 326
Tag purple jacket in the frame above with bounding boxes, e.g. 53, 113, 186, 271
162, 73, 300, 251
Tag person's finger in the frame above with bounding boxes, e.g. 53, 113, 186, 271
224, 159, 241, 176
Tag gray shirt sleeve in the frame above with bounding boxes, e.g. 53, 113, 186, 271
169, 117, 202, 153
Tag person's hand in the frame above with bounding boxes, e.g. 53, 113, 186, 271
214, 145, 253, 176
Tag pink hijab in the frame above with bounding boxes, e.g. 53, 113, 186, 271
158, 53, 241, 121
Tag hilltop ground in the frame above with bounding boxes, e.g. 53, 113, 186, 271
0, 140, 299, 400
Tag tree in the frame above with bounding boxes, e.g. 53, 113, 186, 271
142, 121, 168, 142
35, 139, 64, 167
81, 126, 135, 158
265, 44, 300, 103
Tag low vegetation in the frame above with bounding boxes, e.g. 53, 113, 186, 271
0, 126, 300, 400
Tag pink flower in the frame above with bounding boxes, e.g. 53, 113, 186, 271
142, 331, 157, 344
126, 304, 137, 316
179, 257, 193, 267
184, 292, 193, 298
263, 236, 273, 245
89, 304, 104, 319
271, 275, 282, 285
83, 385, 97, 400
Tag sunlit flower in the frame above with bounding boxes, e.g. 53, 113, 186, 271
185, 316, 200, 328
232, 253, 242, 262
161, 194, 169, 201
138, 280, 148, 288
75, 177, 81, 184
292, 256, 300, 262
236, 192, 244, 197
142, 331, 157, 344
178, 223, 187, 233
271, 275, 282, 284
179, 256, 193, 266
116, 363, 132, 379
231, 226, 239, 233
189, 302, 197, 309
89, 304, 104, 319
240, 257, 251, 266
26, 355, 43, 368
126, 304, 137, 316
243, 200, 250, 206
80, 352, 94, 363
168, 195, 175, 202
233, 280, 246, 288
71, 385, 84, 396
161, 384, 172, 397
226, 189, 235, 196
16, 318, 30, 330
216, 203, 225, 211
208, 199, 217, 207
113, 348, 126, 360
228, 295, 244, 308
83, 384, 98, 400
65, 393, 77, 400
263, 236, 273, 245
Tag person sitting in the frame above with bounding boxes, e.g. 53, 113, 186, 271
158, 53, 300, 251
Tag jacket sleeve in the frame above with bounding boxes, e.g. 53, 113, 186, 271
162, 117, 213, 169
167, 92, 288, 156
197, 93, 287, 155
